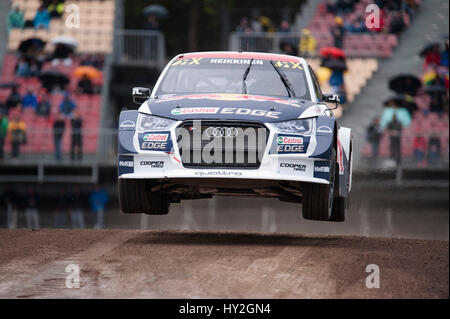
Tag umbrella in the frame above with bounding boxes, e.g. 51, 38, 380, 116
321, 58, 347, 71
51, 36, 78, 49
0, 82, 19, 89
320, 47, 346, 59
422, 71, 437, 85
73, 66, 102, 79
39, 70, 69, 90
419, 42, 440, 57
389, 74, 422, 95
143, 4, 169, 18
18, 38, 46, 53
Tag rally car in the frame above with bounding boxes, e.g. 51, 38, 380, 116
118, 51, 353, 221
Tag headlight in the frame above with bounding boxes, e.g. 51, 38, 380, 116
136, 113, 176, 132
271, 118, 314, 135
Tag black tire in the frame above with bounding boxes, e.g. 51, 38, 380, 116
330, 196, 347, 222
119, 179, 170, 215
302, 148, 336, 221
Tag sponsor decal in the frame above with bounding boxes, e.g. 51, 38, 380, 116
210, 58, 264, 65
118, 155, 134, 175
277, 136, 303, 145
143, 133, 168, 142
171, 107, 220, 115
314, 166, 329, 173
141, 141, 168, 150
317, 126, 332, 134
139, 160, 164, 168
274, 61, 303, 70
313, 161, 331, 180
171, 57, 203, 66
119, 120, 135, 130
280, 162, 306, 172
155, 93, 300, 107
119, 160, 134, 167
194, 171, 243, 177
277, 145, 306, 153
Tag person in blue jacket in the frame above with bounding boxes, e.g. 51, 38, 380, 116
22, 90, 38, 109
34, 5, 50, 29
89, 185, 109, 229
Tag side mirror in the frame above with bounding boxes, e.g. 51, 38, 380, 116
132, 87, 151, 105
322, 93, 340, 104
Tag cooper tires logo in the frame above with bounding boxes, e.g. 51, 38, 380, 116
280, 163, 306, 172
140, 161, 164, 168
205, 127, 239, 138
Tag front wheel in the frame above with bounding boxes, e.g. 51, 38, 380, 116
119, 179, 170, 215
302, 148, 336, 221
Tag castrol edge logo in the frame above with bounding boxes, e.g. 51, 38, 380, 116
277, 136, 303, 145
143, 133, 168, 142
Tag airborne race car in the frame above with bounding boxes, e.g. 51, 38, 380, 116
118, 52, 353, 221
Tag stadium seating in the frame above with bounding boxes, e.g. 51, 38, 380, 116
1, 0, 115, 157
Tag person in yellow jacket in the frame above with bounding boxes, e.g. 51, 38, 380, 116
8, 115, 27, 158
298, 28, 316, 57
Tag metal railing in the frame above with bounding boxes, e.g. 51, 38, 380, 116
229, 31, 302, 54
1, 128, 118, 165
113, 29, 166, 68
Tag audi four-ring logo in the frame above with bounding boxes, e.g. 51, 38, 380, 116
204, 127, 239, 138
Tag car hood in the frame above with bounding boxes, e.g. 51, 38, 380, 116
138, 93, 321, 123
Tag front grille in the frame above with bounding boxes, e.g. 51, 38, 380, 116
176, 121, 268, 168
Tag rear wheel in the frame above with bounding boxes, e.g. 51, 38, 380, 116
302, 148, 336, 221
119, 179, 170, 215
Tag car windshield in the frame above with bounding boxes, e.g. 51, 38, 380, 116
155, 57, 311, 100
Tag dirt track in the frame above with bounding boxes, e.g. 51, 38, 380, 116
0, 229, 447, 298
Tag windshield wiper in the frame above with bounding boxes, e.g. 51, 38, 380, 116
241, 58, 254, 94
269, 60, 296, 98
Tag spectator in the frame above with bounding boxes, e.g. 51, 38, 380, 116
423, 44, 441, 70
413, 134, 427, 167
7, 5, 24, 32
29, 60, 40, 77
59, 93, 76, 118
298, 28, 316, 57
54, 188, 68, 227
380, 98, 411, 129
4, 188, 19, 228
329, 67, 346, 102
330, 16, 345, 49
89, 185, 109, 229
36, 91, 51, 117
53, 114, 65, 161
428, 132, 441, 165
366, 117, 383, 162
51, 44, 73, 66
16, 57, 31, 77
47, 0, 65, 18
7, 115, 27, 159
345, 15, 367, 33
25, 187, 40, 229
440, 40, 449, 68
278, 20, 291, 33
280, 41, 298, 56
22, 89, 38, 109
77, 75, 94, 95
143, 15, 160, 31
34, 5, 51, 29
236, 17, 251, 33
386, 114, 403, 164
71, 112, 83, 161
389, 11, 405, 34
0, 113, 8, 160
5, 87, 22, 110
69, 186, 85, 229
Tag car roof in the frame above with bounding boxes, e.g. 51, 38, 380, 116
177, 51, 304, 63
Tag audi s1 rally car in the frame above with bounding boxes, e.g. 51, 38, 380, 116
118, 51, 353, 221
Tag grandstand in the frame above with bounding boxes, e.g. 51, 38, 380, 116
0, 0, 115, 168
